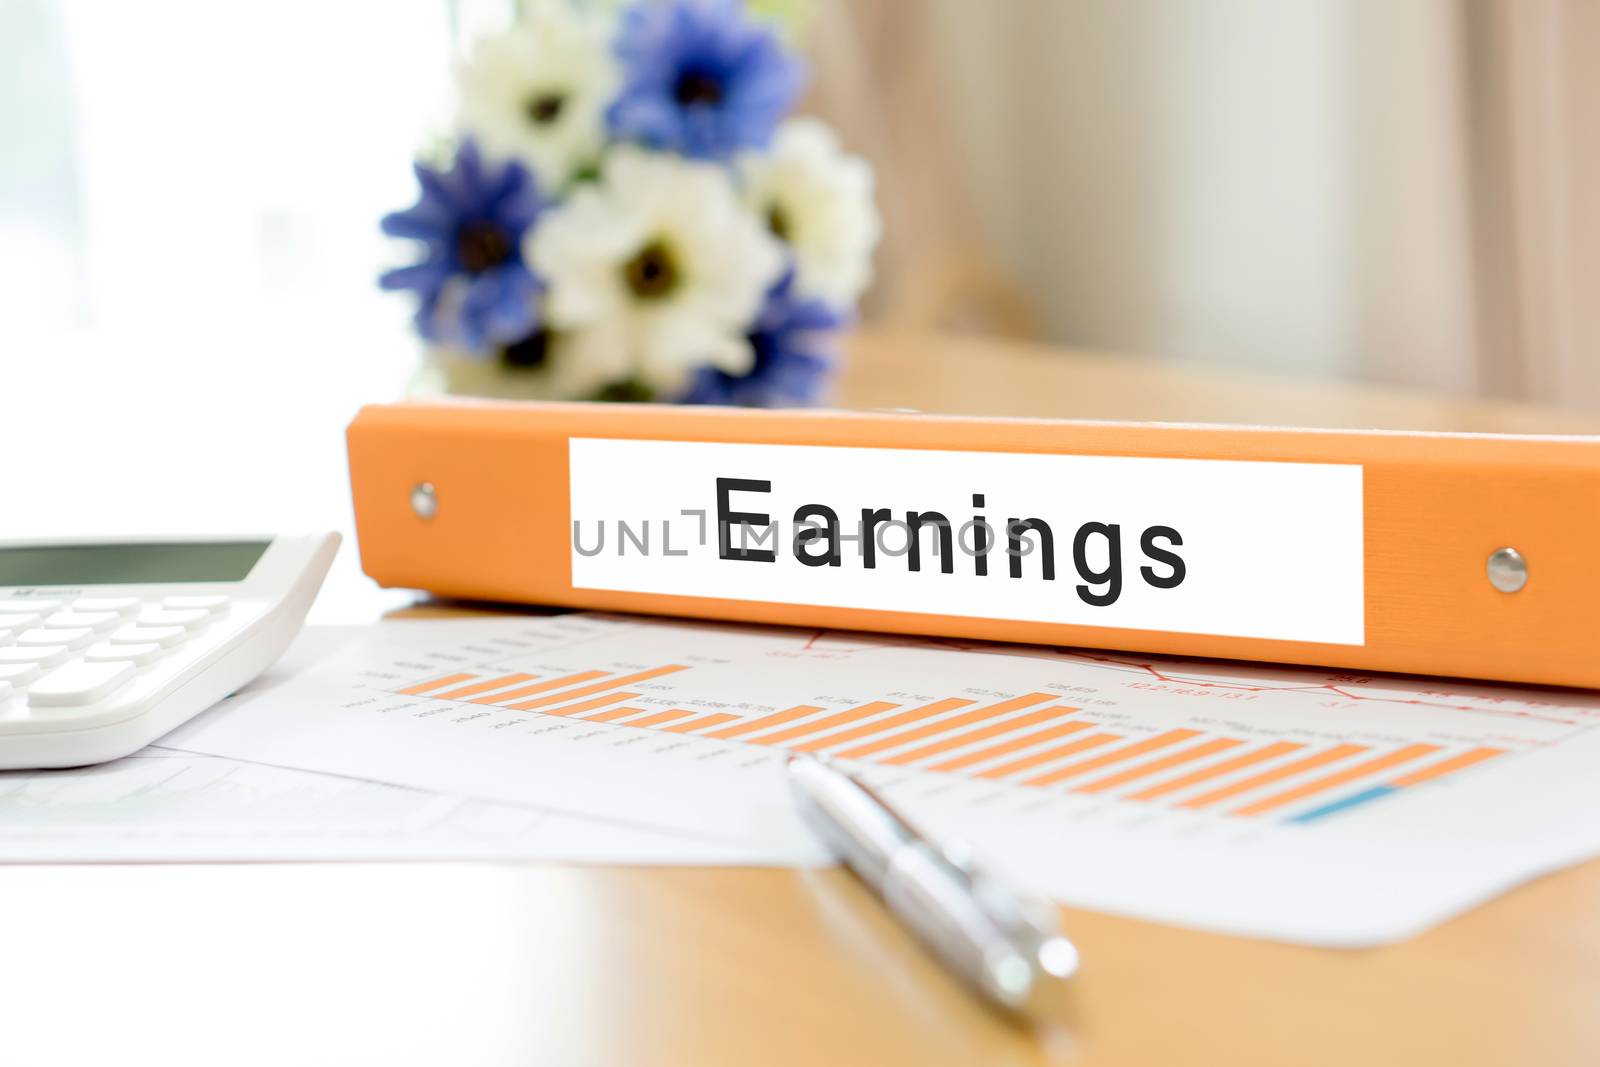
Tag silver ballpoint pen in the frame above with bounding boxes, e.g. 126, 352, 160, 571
786, 753, 1079, 1018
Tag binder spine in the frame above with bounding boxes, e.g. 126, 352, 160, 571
348, 402, 1600, 688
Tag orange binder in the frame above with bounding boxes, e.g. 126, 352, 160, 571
347, 400, 1600, 689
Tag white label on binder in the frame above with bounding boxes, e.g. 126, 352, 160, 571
568, 438, 1365, 645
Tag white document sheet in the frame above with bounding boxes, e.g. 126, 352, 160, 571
0, 627, 761, 865
165, 613, 1600, 945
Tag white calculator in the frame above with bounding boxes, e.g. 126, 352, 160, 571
0, 533, 339, 769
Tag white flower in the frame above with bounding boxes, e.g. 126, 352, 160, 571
455, 4, 618, 190
740, 117, 881, 307
529, 146, 785, 395
417, 343, 575, 401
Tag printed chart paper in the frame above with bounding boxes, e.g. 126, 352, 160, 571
0, 629, 761, 866
166, 614, 1600, 945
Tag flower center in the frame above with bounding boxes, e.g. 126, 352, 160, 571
766, 203, 792, 242
456, 220, 511, 274
673, 70, 724, 107
622, 240, 681, 300
594, 378, 654, 403
524, 92, 566, 126
499, 330, 550, 370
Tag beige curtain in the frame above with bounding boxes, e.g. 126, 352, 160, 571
1465, 0, 1600, 406
804, 0, 1600, 408
802, 0, 1037, 337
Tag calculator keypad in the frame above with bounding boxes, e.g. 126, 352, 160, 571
110, 624, 188, 648
43, 610, 121, 631
161, 595, 229, 616
84, 641, 163, 666
0, 594, 246, 728
0, 599, 62, 614
18, 627, 95, 650
0, 645, 72, 668
134, 608, 210, 631
68, 597, 140, 616
0, 662, 42, 687
30, 660, 137, 707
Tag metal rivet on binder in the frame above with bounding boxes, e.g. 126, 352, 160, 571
410, 482, 438, 520
1487, 547, 1527, 593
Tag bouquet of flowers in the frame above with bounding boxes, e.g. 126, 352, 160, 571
379, 0, 880, 407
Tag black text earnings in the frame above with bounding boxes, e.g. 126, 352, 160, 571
716, 478, 1185, 608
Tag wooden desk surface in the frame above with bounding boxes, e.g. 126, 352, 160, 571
8, 333, 1599, 1067
839, 331, 1600, 433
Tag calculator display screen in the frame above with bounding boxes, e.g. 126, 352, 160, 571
0, 542, 270, 586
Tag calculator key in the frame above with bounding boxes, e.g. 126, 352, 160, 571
0, 613, 43, 630
0, 662, 43, 687
134, 609, 210, 632
70, 597, 141, 616
110, 624, 188, 649
29, 660, 137, 707
44, 611, 120, 632
0, 599, 63, 614
162, 595, 229, 616
0, 645, 72, 668
18, 626, 95, 650
85, 641, 163, 666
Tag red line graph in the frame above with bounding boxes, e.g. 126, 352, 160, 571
1046, 648, 1581, 724
772, 627, 1591, 726
793, 631, 1590, 727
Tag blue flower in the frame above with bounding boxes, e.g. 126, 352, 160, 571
607, 0, 805, 162
679, 269, 843, 406
379, 140, 548, 353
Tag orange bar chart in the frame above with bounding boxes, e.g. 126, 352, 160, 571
881, 705, 1078, 767
1287, 746, 1509, 823
791, 697, 974, 754
1024, 729, 1202, 787
1125, 741, 1305, 803
751, 702, 901, 747
929, 719, 1094, 773
540, 692, 639, 717
705, 705, 827, 740
397, 672, 476, 696
504, 666, 688, 711
1388, 746, 1505, 787
834, 693, 1058, 760
584, 706, 647, 723
1229, 743, 1441, 816
391, 658, 1514, 826
471, 670, 610, 706
626, 709, 697, 729
1072, 737, 1244, 795
430, 673, 539, 701
977, 732, 1121, 780
1177, 744, 1367, 810
664, 713, 740, 734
